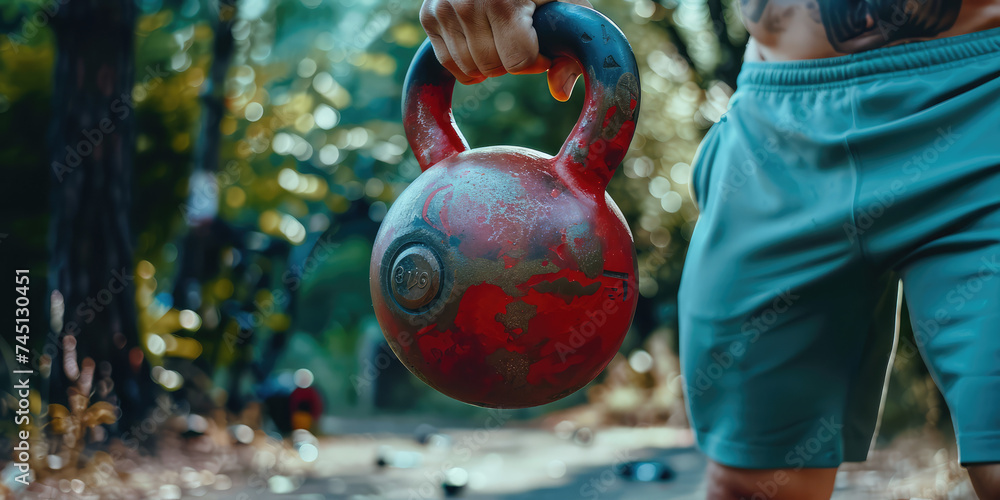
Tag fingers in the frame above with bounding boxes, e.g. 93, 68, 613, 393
420, 0, 485, 84
546, 56, 582, 102
458, 3, 507, 77
440, 28, 482, 81
419, 0, 592, 98
487, 1, 547, 75
425, 33, 485, 85
422, 0, 552, 83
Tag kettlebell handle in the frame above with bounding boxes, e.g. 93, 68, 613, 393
402, 2, 640, 189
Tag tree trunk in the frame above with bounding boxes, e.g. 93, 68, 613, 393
173, 0, 239, 312
47, 0, 150, 433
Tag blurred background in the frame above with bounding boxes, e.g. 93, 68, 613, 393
0, 0, 977, 498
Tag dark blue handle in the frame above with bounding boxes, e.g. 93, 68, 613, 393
402, 2, 641, 189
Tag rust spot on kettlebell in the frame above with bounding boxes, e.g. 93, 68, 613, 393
601, 72, 640, 140
389, 244, 443, 311
377, 3, 642, 408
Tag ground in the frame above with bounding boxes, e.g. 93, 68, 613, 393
11, 416, 977, 500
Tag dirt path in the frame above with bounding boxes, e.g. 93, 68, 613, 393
167, 426, 975, 500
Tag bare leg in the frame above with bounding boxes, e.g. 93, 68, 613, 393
705, 460, 837, 500
968, 463, 1000, 500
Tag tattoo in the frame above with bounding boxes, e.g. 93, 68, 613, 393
805, 1, 822, 24
740, 0, 963, 52
741, 0, 770, 23
763, 2, 796, 32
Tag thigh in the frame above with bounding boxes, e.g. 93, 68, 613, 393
900, 207, 1000, 465
680, 248, 898, 469
845, 30, 1000, 466
679, 91, 898, 469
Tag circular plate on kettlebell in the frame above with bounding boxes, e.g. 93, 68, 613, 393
389, 244, 442, 310
372, 1, 641, 408
381, 233, 452, 316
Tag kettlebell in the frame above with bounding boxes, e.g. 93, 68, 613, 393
370, 2, 640, 408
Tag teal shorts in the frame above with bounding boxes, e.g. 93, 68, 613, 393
679, 28, 1000, 469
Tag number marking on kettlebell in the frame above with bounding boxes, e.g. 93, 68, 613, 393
409, 270, 429, 289
393, 265, 430, 290
379, 2, 642, 407
387, 244, 443, 311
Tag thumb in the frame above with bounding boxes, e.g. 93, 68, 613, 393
547, 56, 582, 102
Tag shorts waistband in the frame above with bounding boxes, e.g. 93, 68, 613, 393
737, 27, 1000, 89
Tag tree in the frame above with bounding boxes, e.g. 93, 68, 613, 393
47, 0, 152, 434
172, 0, 238, 312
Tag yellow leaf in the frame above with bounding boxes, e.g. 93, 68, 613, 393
48, 404, 70, 419
83, 402, 118, 427
49, 415, 78, 436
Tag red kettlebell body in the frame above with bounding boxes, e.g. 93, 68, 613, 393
370, 3, 640, 408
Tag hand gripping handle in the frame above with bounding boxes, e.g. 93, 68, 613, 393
401, 2, 641, 190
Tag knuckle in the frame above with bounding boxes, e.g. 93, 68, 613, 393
454, 58, 477, 74
432, 0, 453, 19
449, 0, 477, 18
470, 45, 501, 67
440, 54, 459, 69
505, 50, 536, 72
418, 6, 436, 27
426, 35, 456, 66
485, 0, 519, 20
440, 23, 467, 40
480, 61, 505, 76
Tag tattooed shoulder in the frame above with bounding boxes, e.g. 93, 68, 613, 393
740, 0, 963, 53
